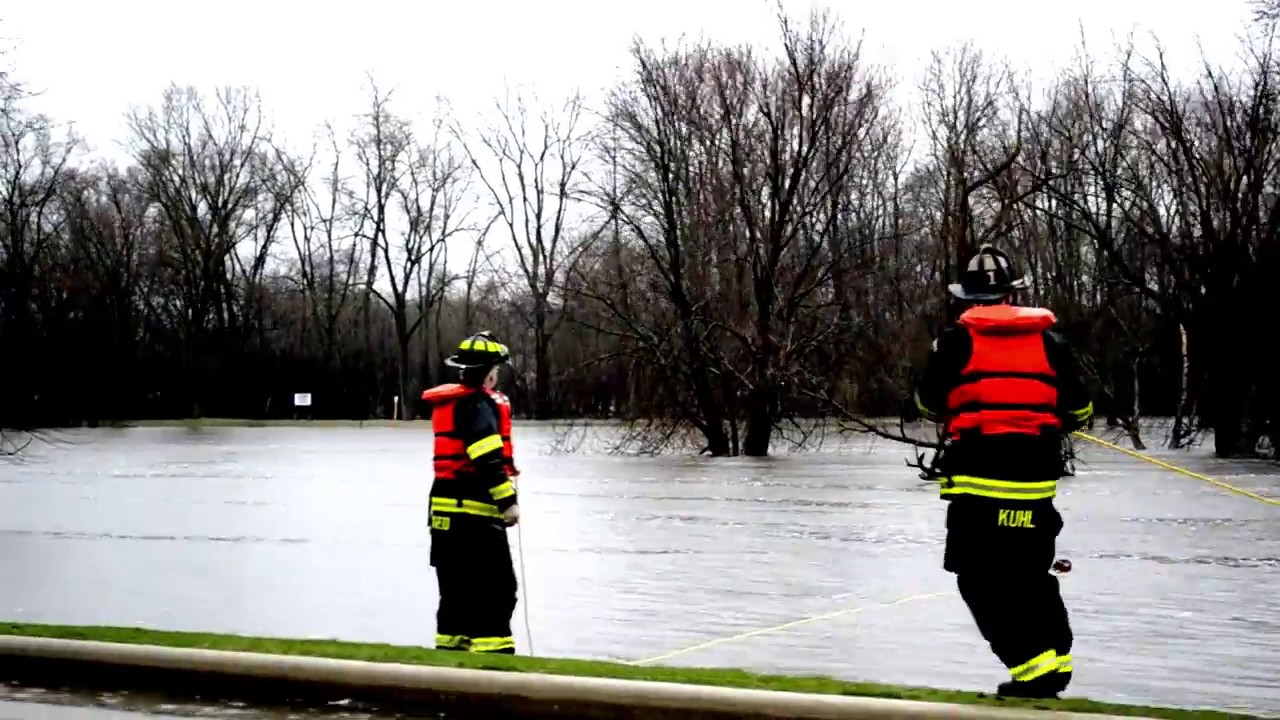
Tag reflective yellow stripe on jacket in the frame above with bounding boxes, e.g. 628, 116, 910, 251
940, 475, 1057, 500
467, 434, 503, 459
430, 496, 503, 519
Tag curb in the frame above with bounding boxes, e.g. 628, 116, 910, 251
0, 636, 1152, 719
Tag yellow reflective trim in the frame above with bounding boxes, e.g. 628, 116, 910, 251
431, 497, 503, 518
1011, 650, 1058, 681
435, 634, 469, 650
467, 434, 504, 459
459, 339, 474, 350
489, 480, 515, 501
940, 475, 1057, 500
470, 636, 515, 653
1056, 654, 1073, 673
1070, 402, 1093, 420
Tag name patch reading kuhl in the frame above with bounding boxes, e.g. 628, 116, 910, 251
997, 509, 1036, 528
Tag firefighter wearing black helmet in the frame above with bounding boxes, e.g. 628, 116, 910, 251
908, 245, 1093, 698
420, 331, 521, 654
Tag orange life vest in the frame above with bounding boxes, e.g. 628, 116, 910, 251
489, 390, 517, 476
945, 305, 1061, 438
421, 383, 516, 479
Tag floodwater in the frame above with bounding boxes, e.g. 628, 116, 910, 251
0, 422, 1277, 717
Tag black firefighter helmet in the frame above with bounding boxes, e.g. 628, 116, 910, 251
947, 244, 1029, 302
444, 331, 511, 370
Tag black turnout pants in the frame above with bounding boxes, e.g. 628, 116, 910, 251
945, 499, 1073, 688
430, 519, 518, 654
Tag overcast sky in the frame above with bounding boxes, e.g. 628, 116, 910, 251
1, 0, 1260, 161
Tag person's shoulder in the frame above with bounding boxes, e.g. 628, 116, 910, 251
1042, 326, 1074, 349
451, 390, 489, 412
934, 325, 971, 352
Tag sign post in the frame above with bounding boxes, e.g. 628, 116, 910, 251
293, 392, 312, 421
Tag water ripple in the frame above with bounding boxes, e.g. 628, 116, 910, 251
0, 529, 312, 545
1090, 551, 1280, 568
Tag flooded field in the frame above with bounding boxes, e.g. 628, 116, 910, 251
0, 422, 1277, 716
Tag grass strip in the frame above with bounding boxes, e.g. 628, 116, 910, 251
0, 623, 1262, 719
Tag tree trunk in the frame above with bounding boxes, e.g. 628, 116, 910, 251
395, 309, 412, 421
533, 301, 551, 420
1125, 351, 1145, 450
742, 380, 776, 457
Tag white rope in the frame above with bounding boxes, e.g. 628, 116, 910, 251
515, 517, 535, 655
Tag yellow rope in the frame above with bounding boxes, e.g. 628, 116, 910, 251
1072, 431, 1280, 506
628, 591, 953, 666
628, 429, 1276, 668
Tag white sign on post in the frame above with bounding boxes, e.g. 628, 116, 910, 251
293, 393, 312, 407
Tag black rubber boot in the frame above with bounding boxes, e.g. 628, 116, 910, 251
1048, 670, 1072, 694
996, 676, 1061, 699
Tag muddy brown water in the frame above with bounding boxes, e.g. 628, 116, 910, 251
0, 422, 1276, 717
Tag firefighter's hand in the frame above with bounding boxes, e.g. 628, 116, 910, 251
508, 466, 521, 477
503, 505, 520, 526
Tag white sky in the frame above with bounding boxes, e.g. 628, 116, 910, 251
2, 0, 1260, 161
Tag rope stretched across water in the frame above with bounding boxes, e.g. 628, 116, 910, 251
1072, 431, 1280, 506
622, 431, 1277, 666
628, 590, 954, 666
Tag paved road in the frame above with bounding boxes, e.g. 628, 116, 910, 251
0, 699, 190, 719
0, 686, 392, 719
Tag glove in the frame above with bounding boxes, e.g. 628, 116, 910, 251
503, 505, 520, 526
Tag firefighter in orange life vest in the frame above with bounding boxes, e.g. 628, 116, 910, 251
420, 331, 521, 655
909, 245, 1093, 699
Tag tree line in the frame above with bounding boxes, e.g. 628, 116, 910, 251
2, 7, 1278, 458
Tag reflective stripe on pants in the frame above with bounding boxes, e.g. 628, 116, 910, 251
470, 636, 515, 654
1011, 649, 1059, 681
435, 633, 469, 650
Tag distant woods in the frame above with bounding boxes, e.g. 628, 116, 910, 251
1, 8, 1278, 458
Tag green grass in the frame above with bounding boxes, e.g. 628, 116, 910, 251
0, 623, 1263, 719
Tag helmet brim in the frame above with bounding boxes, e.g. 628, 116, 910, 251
948, 277, 1027, 301
444, 355, 510, 369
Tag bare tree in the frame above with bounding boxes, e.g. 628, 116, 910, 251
583, 7, 907, 456
0, 73, 76, 427
281, 125, 363, 378
919, 44, 1025, 325
454, 89, 591, 419
352, 83, 471, 419
2, 5, 1276, 460
126, 84, 274, 416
